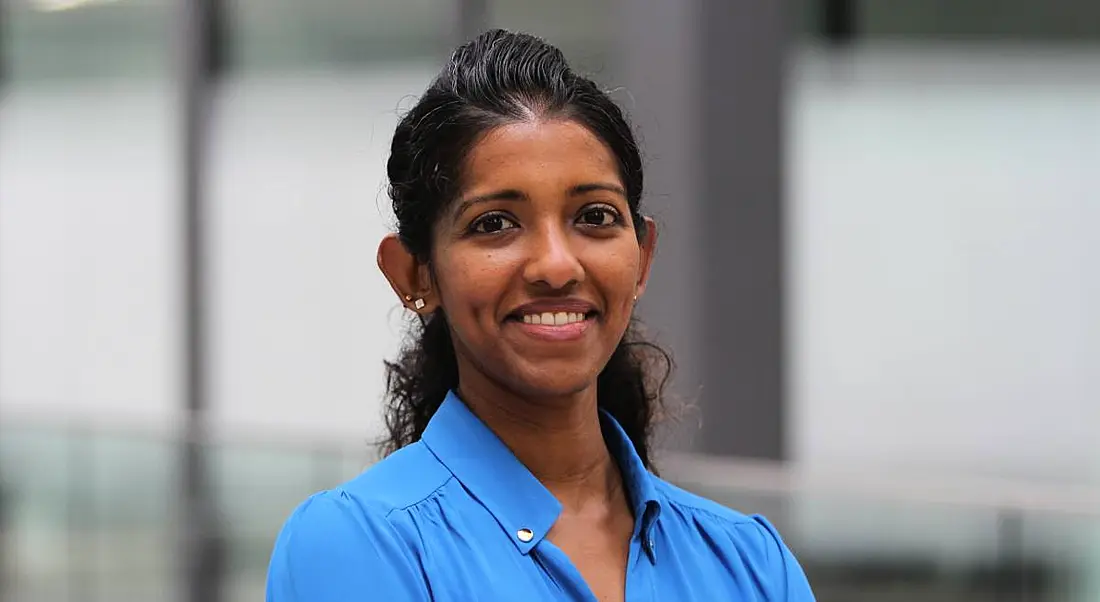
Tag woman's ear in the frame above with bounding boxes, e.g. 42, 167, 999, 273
634, 217, 658, 299
377, 234, 437, 313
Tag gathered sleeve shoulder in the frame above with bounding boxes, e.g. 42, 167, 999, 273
658, 479, 817, 602
731, 515, 816, 602
265, 490, 431, 602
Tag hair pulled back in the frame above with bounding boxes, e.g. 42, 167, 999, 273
380, 29, 672, 468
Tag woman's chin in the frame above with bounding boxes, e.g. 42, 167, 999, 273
505, 364, 601, 401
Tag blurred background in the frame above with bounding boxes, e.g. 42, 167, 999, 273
0, 0, 1097, 600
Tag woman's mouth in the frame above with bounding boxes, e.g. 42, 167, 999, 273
519, 311, 591, 326
506, 310, 599, 341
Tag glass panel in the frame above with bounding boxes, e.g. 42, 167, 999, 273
676, 475, 1100, 602
88, 433, 175, 601
490, 0, 616, 76
6, 0, 172, 82
0, 0, 178, 423
230, 0, 447, 71
860, 0, 1100, 41
211, 440, 349, 597
0, 426, 77, 601
208, 0, 442, 455
4, 422, 1097, 601
203, 440, 345, 599
797, 0, 1100, 42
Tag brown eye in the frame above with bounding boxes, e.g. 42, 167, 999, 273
470, 213, 518, 234
578, 206, 621, 227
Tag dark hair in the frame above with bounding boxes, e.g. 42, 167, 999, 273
380, 29, 673, 468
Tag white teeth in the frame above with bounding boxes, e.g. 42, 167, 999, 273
521, 311, 587, 325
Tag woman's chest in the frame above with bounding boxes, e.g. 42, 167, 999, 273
419, 532, 761, 602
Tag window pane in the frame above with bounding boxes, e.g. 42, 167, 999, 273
798, 0, 1100, 42
208, 0, 441, 474
861, 0, 1100, 41
230, 0, 448, 71
490, 0, 616, 75
6, 0, 171, 81
0, 0, 178, 420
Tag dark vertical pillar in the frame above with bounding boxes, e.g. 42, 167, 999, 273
0, 481, 5, 602
456, 0, 489, 45
0, 2, 9, 599
178, 0, 227, 601
616, 0, 788, 460
0, 0, 7, 87
614, 0, 705, 452
0, 480, 5, 602
821, 0, 857, 45
995, 510, 1028, 602
697, 0, 788, 461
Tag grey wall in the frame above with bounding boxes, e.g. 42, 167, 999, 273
616, 0, 788, 459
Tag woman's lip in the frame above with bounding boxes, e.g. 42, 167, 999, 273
505, 310, 599, 322
509, 300, 598, 317
507, 316, 594, 342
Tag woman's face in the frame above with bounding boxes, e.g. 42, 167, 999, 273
430, 119, 656, 401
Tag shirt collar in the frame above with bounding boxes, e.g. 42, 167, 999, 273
420, 390, 663, 558
599, 405, 663, 555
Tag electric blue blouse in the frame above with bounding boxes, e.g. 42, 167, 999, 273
266, 391, 816, 601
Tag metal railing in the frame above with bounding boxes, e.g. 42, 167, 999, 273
1, 412, 1098, 602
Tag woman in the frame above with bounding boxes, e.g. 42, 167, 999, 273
267, 29, 815, 601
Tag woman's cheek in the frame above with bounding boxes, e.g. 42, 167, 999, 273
439, 253, 512, 310
591, 247, 639, 290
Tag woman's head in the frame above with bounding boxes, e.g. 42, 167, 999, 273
377, 29, 671, 466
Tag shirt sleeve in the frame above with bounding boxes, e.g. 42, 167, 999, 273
748, 515, 816, 602
266, 490, 432, 602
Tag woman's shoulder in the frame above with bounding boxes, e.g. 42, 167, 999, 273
651, 476, 759, 527
651, 477, 798, 561
266, 443, 451, 601
288, 441, 453, 527
650, 476, 815, 599
266, 487, 434, 601
344, 441, 455, 512
271, 442, 454, 564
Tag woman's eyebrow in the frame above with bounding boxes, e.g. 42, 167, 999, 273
568, 182, 626, 198
452, 189, 527, 219
452, 182, 626, 219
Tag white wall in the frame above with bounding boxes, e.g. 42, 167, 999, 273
0, 67, 436, 441
0, 80, 181, 425
788, 45, 1100, 485
207, 69, 435, 439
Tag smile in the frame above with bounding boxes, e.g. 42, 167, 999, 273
520, 311, 588, 326
506, 306, 599, 342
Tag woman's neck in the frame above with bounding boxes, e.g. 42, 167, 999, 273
455, 380, 622, 511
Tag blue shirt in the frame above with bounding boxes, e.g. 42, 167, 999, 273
266, 391, 815, 601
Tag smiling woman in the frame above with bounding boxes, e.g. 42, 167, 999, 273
265, 29, 815, 602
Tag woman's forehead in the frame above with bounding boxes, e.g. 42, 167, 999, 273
462, 120, 619, 185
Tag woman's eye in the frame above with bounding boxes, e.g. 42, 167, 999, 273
578, 206, 621, 227
470, 213, 518, 234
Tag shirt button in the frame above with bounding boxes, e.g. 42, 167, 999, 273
517, 528, 534, 542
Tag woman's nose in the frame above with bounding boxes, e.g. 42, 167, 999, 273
522, 225, 584, 290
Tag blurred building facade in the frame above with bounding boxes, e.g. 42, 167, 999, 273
0, 1, 1098, 601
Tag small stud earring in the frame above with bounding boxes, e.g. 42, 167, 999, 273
414, 298, 426, 310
